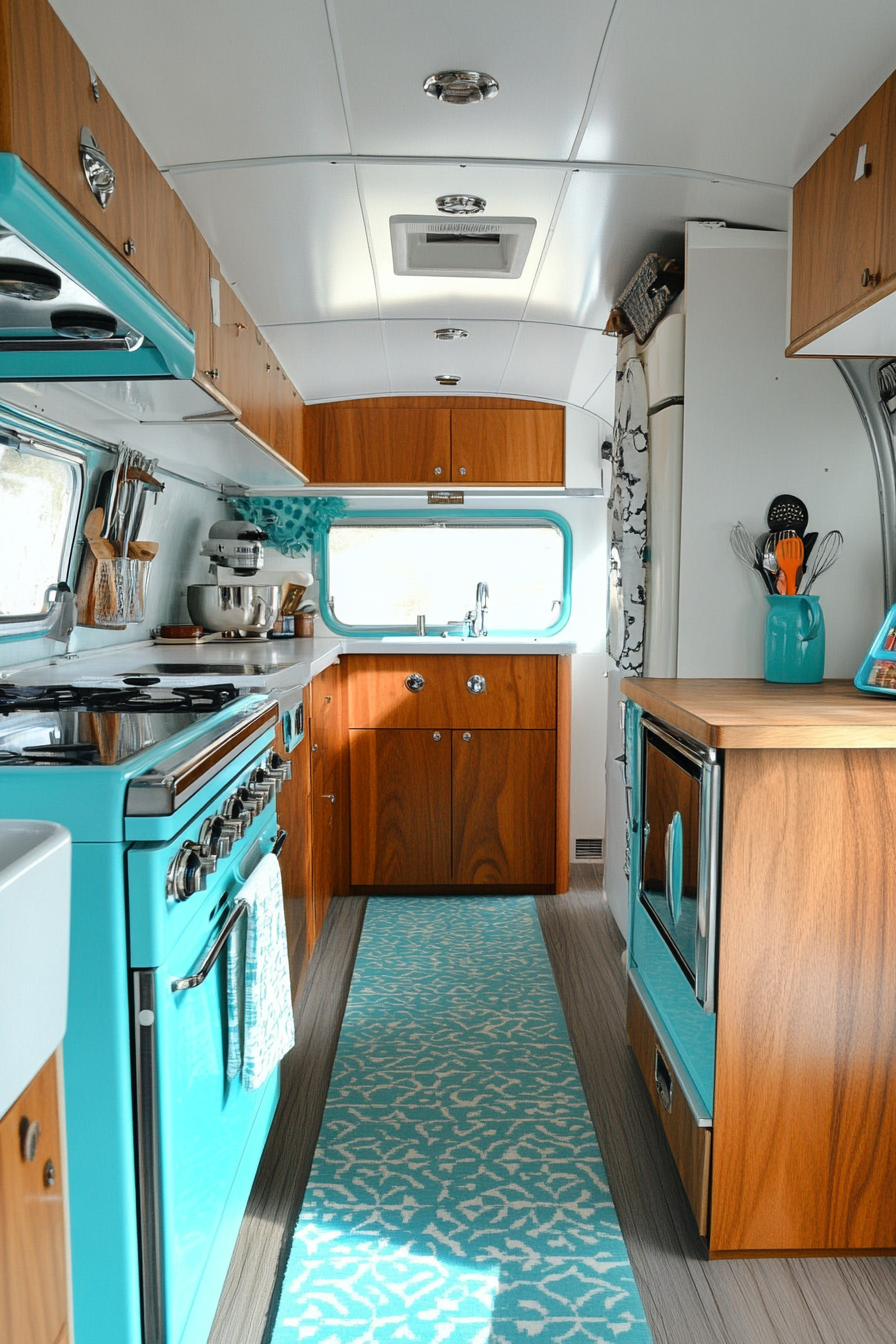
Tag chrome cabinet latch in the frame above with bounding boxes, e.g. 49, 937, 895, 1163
80, 127, 116, 208
405, 673, 425, 692
466, 674, 486, 694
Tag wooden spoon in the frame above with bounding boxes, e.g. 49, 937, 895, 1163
775, 534, 804, 596
83, 507, 105, 541
89, 537, 117, 560
127, 541, 159, 561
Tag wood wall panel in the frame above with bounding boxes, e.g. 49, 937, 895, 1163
712, 747, 896, 1254
452, 729, 555, 885
450, 408, 564, 483
347, 654, 557, 730
0, 1050, 68, 1344
349, 729, 452, 886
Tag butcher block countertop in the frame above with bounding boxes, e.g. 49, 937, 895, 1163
620, 678, 896, 749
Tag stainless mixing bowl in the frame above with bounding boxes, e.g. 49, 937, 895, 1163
186, 583, 277, 635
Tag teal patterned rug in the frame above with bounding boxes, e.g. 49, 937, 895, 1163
271, 897, 652, 1343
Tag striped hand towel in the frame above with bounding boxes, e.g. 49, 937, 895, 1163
226, 852, 295, 1090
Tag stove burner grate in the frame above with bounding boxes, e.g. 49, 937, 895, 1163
0, 682, 242, 716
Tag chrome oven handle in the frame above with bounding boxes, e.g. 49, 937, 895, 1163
171, 899, 248, 993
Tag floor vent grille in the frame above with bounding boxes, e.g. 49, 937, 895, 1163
575, 838, 603, 859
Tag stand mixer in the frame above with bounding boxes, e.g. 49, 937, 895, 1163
187, 521, 278, 637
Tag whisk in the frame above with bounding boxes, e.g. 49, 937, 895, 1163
803, 529, 843, 593
730, 522, 775, 593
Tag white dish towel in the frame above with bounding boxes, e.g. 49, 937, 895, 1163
226, 852, 295, 1090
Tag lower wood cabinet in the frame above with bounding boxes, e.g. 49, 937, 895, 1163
309, 661, 350, 942
350, 729, 452, 886
0, 1051, 69, 1344
452, 729, 556, 884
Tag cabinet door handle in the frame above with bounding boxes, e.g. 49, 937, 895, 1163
466, 674, 486, 694
405, 673, 425, 692
861, 267, 879, 288
79, 127, 115, 208
434, 467, 443, 476
654, 1047, 674, 1113
433, 732, 441, 741
462, 732, 472, 742
322, 793, 335, 803
20, 1117, 41, 1162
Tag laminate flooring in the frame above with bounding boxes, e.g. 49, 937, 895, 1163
210, 876, 896, 1344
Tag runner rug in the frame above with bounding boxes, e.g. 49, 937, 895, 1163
271, 896, 653, 1343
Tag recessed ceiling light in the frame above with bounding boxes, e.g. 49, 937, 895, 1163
436, 194, 486, 215
435, 374, 461, 386
434, 328, 468, 340
423, 71, 499, 105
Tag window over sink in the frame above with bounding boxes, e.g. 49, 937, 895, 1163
322, 511, 571, 636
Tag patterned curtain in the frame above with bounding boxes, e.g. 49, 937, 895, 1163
607, 356, 649, 673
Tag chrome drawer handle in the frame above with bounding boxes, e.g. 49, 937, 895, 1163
405, 673, 425, 692
466, 674, 486, 694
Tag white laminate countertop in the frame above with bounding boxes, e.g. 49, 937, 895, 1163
6, 633, 576, 708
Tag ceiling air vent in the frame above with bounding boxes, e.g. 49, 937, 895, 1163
390, 216, 536, 280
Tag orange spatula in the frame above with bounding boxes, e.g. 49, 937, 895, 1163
775, 534, 804, 596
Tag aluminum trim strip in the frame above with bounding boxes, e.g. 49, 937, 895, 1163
628, 966, 712, 1126
133, 970, 165, 1344
125, 702, 278, 816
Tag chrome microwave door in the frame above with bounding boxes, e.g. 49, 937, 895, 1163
639, 719, 720, 1013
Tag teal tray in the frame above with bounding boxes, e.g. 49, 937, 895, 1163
855, 602, 896, 695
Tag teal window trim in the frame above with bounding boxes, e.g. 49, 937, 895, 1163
320, 508, 573, 638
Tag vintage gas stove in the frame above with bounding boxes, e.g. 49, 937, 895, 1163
0, 681, 291, 1344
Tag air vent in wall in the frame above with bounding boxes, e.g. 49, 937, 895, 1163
390, 216, 537, 279
575, 838, 603, 859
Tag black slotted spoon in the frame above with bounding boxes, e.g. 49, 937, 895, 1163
767, 494, 809, 537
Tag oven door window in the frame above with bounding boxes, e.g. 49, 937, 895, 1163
640, 732, 702, 982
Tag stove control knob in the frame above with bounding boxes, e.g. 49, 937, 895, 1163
221, 795, 249, 836
236, 785, 265, 818
266, 751, 292, 784
166, 843, 216, 901
199, 815, 233, 858
249, 767, 278, 800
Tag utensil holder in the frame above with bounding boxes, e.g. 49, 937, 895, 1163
854, 601, 896, 694
127, 558, 152, 623
75, 554, 152, 628
764, 594, 825, 683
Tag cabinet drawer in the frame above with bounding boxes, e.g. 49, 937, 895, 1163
626, 979, 711, 1236
347, 655, 557, 729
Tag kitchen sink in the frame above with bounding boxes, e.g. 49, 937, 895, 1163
0, 820, 71, 1118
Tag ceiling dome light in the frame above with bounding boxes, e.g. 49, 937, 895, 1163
435, 374, 461, 386
423, 71, 499, 105
436, 194, 486, 215
434, 328, 468, 340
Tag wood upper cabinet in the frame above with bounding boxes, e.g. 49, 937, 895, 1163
452, 729, 556, 885
305, 402, 452, 483
450, 409, 564, 483
0, 1051, 69, 1344
350, 728, 452, 885
304, 398, 564, 485
789, 68, 896, 353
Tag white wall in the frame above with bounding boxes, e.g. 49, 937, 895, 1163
677, 225, 884, 677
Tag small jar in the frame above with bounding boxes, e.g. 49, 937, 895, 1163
296, 612, 314, 638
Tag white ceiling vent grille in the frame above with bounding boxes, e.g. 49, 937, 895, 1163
390, 216, 536, 279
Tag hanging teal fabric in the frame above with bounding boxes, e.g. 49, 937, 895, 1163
230, 495, 348, 557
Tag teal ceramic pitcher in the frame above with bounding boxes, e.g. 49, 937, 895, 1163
764, 594, 825, 683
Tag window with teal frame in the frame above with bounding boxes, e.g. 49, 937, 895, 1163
322, 511, 572, 637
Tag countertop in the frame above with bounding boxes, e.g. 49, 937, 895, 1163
10, 634, 576, 710
622, 678, 896, 748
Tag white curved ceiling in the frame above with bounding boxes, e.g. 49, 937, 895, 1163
49, 0, 896, 418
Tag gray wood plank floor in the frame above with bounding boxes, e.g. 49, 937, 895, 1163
210, 876, 896, 1344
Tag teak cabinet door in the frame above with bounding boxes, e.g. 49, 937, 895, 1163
0, 1052, 68, 1344
790, 73, 894, 347
305, 404, 452, 483
273, 697, 312, 908
310, 662, 350, 938
452, 730, 556, 885
450, 409, 564, 484
350, 729, 452, 885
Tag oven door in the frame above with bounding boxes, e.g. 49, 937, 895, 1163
639, 718, 721, 1012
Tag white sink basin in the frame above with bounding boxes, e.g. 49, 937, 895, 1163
0, 821, 71, 1119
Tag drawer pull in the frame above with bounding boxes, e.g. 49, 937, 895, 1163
466, 674, 486, 694
433, 732, 441, 741
462, 732, 472, 742
654, 1047, 674, 1113
405, 673, 425, 692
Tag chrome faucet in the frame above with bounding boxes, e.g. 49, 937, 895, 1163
471, 581, 489, 638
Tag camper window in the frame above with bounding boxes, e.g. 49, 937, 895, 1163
0, 438, 82, 625
324, 513, 570, 636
